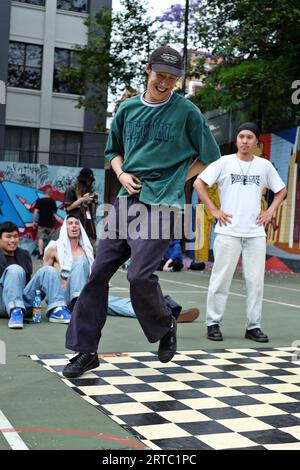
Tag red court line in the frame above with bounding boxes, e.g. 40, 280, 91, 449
0, 428, 148, 450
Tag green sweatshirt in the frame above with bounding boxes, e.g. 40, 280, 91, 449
105, 93, 220, 208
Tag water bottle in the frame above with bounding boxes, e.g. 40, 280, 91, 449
32, 289, 42, 323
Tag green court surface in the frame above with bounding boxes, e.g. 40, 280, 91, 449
0, 268, 299, 450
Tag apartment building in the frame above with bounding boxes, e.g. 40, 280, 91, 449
0, 0, 111, 168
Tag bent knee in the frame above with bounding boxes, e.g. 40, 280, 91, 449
5, 264, 25, 277
127, 274, 150, 286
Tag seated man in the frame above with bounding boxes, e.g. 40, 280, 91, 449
158, 239, 184, 272
0, 221, 71, 329
44, 215, 94, 311
44, 216, 199, 323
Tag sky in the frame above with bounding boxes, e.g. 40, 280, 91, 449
112, 0, 178, 17
107, 0, 183, 119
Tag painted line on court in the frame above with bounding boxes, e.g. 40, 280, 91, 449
0, 410, 28, 450
109, 287, 129, 291
230, 277, 300, 292
119, 270, 300, 309
0, 427, 147, 449
256, 283, 300, 293
154, 277, 300, 310
111, 288, 204, 294
187, 270, 300, 292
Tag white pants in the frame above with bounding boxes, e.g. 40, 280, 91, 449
206, 234, 266, 330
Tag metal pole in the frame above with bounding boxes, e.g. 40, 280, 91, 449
76, 143, 80, 167
181, 0, 189, 95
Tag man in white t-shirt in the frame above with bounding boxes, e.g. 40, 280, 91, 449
193, 122, 287, 342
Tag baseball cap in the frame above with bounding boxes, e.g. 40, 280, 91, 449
149, 46, 183, 77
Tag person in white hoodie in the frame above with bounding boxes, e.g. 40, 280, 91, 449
44, 215, 94, 311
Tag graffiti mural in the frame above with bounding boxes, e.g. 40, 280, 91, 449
191, 126, 300, 272
0, 162, 105, 253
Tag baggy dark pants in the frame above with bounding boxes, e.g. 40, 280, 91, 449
66, 197, 180, 353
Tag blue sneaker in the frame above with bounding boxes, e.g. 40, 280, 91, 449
8, 308, 24, 329
49, 307, 72, 324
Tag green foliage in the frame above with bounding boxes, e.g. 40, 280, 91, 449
191, 57, 298, 132
59, 0, 159, 120
60, 0, 300, 131
184, 0, 300, 131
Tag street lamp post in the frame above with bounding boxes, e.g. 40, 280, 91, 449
181, 0, 189, 95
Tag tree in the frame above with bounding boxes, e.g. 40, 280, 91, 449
161, 0, 300, 131
203, 0, 300, 131
158, 1, 208, 50
190, 57, 298, 132
60, 0, 159, 128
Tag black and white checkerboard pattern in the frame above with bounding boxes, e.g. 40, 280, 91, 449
31, 347, 300, 450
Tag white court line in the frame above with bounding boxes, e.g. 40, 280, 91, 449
158, 278, 300, 310
0, 410, 28, 450
109, 287, 129, 291
118, 269, 300, 309
230, 276, 300, 293
111, 289, 204, 294
187, 269, 300, 292
256, 283, 300, 293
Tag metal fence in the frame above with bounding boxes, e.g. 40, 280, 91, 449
0, 125, 107, 169
0, 107, 247, 170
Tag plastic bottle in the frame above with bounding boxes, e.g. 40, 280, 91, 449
32, 289, 42, 323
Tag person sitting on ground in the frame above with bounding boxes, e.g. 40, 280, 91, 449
0, 221, 71, 329
158, 239, 184, 272
43, 215, 199, 323
33, 187, 57, 259
44, 215, 94, 311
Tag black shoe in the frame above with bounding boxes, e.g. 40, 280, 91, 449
158, 317, 177, 363
62, 353, 99, 378
207, 324, 223, 341
245, 328, 269, 343
189, 261, 206, 271
177, 308, 199, 323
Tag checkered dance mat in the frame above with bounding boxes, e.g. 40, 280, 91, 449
31, 347, 300, 450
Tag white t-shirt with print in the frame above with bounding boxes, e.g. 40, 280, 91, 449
198, 154, 286, 237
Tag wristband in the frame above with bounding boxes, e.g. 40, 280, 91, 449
117, 171, 124, 180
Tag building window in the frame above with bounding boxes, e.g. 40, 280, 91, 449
4, 126, 39, 163
8, 42, 43, 90
13, 0, 45, 5
57, 0, 88, 13
50, 130, 82, 167
53, 48, 83, 94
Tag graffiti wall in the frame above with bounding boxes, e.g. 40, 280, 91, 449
0, 162, 105, 253
191, 126, 300, 272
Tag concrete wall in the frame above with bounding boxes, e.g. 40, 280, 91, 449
0, 0, 11, 151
